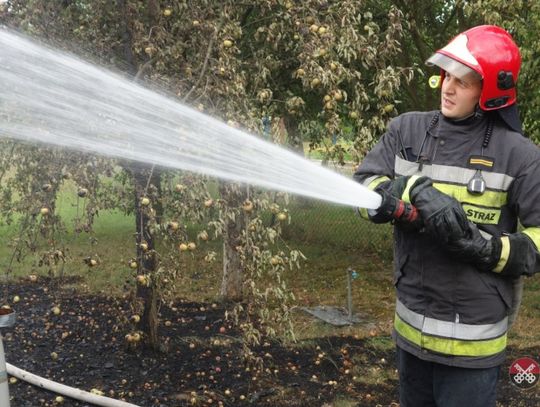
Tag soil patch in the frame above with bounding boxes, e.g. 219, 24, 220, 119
2, 278, 538, 406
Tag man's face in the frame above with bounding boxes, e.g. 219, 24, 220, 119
440, 71, 482, 119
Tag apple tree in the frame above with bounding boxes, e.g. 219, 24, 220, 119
0, 0, 414, 354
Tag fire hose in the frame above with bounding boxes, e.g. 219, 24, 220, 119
5, 362, 140, 407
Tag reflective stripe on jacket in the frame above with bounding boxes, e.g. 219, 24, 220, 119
354, 110, 540, 368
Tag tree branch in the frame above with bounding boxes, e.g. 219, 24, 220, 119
182, 18, 224, 102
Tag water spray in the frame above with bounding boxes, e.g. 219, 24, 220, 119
0, 28, 381, 210
0, 28, 421, 223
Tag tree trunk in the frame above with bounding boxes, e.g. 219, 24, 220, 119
132, 165, 161, 350
117, 0, 163, 350
283, 115, 305, 157
219, 182, 247, 301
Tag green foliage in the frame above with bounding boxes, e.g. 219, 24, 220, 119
387, 0, 540, 143
463, 0, 540, 143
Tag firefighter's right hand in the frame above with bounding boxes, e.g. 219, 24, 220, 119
409, 177, 469, 243
368, 178, 422, 230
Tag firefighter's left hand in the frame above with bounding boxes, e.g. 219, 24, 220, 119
447, 224, 539, 277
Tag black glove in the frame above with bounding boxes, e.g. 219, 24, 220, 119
445, 222, 502, 272
368, 178, 421, 229
409, 177, 469, 244
447, 226, 539, 277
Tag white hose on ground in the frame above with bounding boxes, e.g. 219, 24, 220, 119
6, 362, 140, 407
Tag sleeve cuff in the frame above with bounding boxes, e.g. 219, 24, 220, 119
492, 236, 510, 273
358, 176, 390, 219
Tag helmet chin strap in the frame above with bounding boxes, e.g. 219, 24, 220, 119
443, 104, 483, 124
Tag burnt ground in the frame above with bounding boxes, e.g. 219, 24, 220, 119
1, 277, 539, 407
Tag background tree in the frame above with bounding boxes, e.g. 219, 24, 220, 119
390, 0, 540, 143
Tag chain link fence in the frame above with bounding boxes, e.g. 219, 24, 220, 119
277, 162, 394, 260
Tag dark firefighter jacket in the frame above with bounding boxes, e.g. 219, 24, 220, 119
354, 110, 540, 368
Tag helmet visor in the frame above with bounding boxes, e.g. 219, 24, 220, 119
426, 53, 482, 81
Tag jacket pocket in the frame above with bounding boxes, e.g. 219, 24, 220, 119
494, 277, 514, 312
478, 271, 513, 310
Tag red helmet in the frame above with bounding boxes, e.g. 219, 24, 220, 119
427, 25, 521, 111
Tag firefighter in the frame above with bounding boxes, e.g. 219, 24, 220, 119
354, 25, 540, 407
